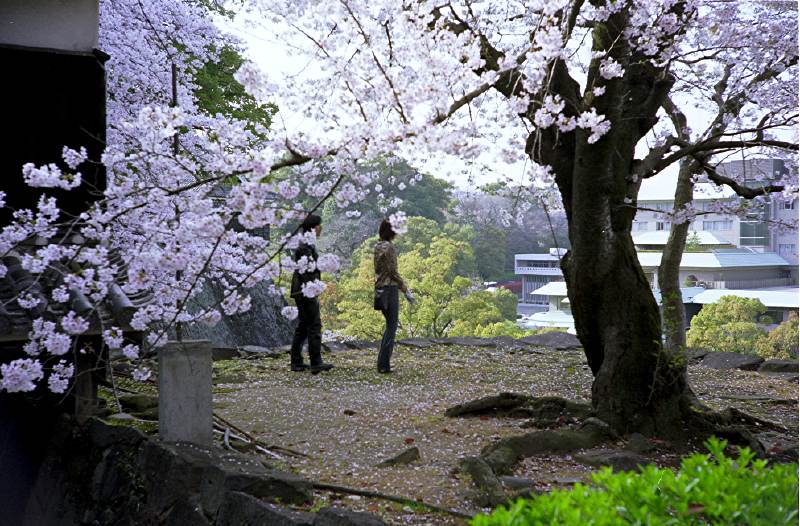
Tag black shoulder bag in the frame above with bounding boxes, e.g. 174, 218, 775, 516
373, 287, 388, 311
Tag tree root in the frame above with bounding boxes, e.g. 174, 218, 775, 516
692, 406, 787, 433
455, 417, 618, 506
684, 405, 790, 458
445, 393, 592, 423
311, 481, 472, 519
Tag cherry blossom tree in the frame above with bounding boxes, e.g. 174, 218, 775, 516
235, 0, 798, 436
639, 1, 798, 358
1, 0, 361, 393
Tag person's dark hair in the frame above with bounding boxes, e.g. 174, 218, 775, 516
378, 219, 396, 241
300, 214, 322, 233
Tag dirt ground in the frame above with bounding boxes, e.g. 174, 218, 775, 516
212, 343, 798, 525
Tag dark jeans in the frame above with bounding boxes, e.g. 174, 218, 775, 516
377, 285, 399, 371
290, 296, 322, 366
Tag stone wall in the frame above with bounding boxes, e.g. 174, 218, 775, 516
181, 280, 295, 349
20, 417, 385, 526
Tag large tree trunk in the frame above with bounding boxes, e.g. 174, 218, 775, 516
533, 8, 692, 438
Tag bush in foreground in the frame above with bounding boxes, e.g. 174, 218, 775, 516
472, 438, 798, 526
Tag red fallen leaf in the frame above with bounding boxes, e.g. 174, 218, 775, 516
440, 428, 451, 433
404, 437, 415, 444
687, 503, 705, 514
479, 415, 489, 421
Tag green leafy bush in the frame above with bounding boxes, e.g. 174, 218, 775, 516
472, 438, 798, 526
756, 312, 799, 360
687, 296, 770, 354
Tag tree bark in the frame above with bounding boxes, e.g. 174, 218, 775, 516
535, 9, 691, 438
657, 159, 698, 357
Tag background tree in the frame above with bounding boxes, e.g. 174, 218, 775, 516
686, 296, 771, 354
756, 313, 799, 361
319, 157, 454, 265
453, 189, 569, 281
329, 218, 523, 339
195, 44, 278, 137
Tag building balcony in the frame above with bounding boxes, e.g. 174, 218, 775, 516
692, 277, 798, 290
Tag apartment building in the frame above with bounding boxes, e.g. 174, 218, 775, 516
634, 158, 798, 264
514, 248, 565, 314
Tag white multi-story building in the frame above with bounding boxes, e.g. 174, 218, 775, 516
516, 159, 798, 330
634, 158, 799, 264
514, 248, 565, 314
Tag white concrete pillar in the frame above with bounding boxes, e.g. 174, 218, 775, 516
158, 340, 213, 446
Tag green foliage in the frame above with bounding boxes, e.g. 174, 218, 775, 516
194, 45, 277, 137
350, 156, 454, 225
330, 217, 525, 339
318, 159, 454, 264
687, 296, 770, 354
684, 232, 703, 252
535, 326, 568, 334
756, 312, 799, 360
471, 224, 509, 281
473, 438, 799, 526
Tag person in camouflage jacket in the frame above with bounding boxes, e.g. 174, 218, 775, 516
373, 219, 415, 373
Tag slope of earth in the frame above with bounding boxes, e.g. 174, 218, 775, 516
213, 342, 798, 525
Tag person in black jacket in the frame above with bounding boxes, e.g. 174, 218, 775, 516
289, 214, 333, 373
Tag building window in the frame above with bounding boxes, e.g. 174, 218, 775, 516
778, 244, 797, 256
702, 220, 732, 231
634, 222, 649, 231
656, 222, 666, 231
783, 200, 796, 210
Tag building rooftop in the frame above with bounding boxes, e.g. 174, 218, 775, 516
632, 231, 731, 246
532, 282, 708, 305
691, 289, 799, 309
638, 174, 737, 202
515, 253, 560, 261
531, 281, 568, 297
652, 287, 707, 304
637, 249, 794, 269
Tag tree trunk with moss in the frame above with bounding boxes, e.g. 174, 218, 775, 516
657, 159, 699, 358
530, 9, 692, 437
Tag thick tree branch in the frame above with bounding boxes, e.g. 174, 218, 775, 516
695, 156, 788, 199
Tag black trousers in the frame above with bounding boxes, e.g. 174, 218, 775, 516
290, 296, 322, 366
377, 285, 399, 371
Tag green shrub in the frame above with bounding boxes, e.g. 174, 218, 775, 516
756, 312, 799, 360
534, 327, 568, 334
472, 438, 798, 526
687, 296, 769, 354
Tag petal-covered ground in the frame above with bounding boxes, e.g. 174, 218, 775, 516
213, 343, 798, 525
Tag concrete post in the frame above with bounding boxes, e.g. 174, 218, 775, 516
158, 340, 213, 446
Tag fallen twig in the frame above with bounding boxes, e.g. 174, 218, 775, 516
214, 412, 310, 458
311, 481, 472, 519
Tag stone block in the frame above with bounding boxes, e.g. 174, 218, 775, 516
159, 340, 213, 446
216, 491, 314, 526
701, 352, 763, 371
759, 359, 798, 373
